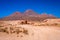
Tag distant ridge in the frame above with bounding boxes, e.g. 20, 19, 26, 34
0, 9, 57, 21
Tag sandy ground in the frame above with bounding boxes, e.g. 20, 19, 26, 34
0, 25, 60, 40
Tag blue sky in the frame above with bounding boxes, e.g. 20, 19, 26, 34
0, 0, 60, 18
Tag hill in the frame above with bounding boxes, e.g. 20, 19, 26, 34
0, 10, 56, 21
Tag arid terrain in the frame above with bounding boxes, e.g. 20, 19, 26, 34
0, 10, 60, 40
0, 19, 60, 40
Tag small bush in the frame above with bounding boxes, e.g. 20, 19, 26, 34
23, 29, 28, 35
20, 35, 23, 37
0, 26, 4, 27
21, 20, 28, 24
10, 27, 14, 30
25, 20, 28, 24
16, 28, 20, 34
0, 27, 9, 34
21, 21, 24, 24
54, 23, 58, 25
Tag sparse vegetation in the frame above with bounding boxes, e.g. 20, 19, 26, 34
23, 29, 28, 35
21, 21, 24, 24
0, 27, 9, 34
0, 25, 4, 27
8, 24, 12, 26
1, 26, 29, 36
35, 23, 60, 26
10, 27, 15, 34
25, 20, 28, 24
16, 28, 20, 34
21, 20, 28, 24
10, 27, 14, 30
20, 35, 23, 37
54, 23, 58, 26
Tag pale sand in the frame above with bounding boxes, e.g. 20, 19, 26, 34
0, 25, 60, 40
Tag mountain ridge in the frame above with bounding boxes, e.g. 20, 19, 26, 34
0, 10, 57, 21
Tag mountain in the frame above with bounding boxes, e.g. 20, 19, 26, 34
0, 10, 56, 21
9, 11, 22, 17
0, 12, 23, 20
24, 9, 38, 15
40, 13, 56, 18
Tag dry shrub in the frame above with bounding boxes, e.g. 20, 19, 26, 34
46, 23, 49, 26
10, 27, 14, 30
54, 23, 58, 25
15, 27, 21, 34
16, 29, 20, 34
21, 21, 24, 24
21, 20, 28, 24
0, 25, 4, 27
23, 29, 28, 35
10, 27, 15, 34
0, 27, 9, 34
25, 20, 28, 24
50, 23, 58, 26
20, 35, 23, 37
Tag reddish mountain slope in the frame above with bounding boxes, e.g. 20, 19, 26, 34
0, 10, 56, 21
